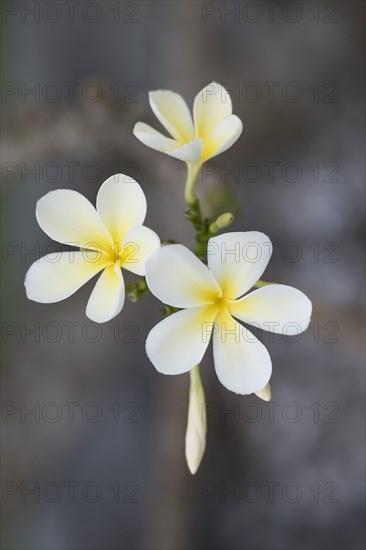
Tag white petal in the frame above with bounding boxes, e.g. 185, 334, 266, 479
193, 82, 232, 141
96, 174, 147, 245
25, 251, 107, 303
121, 225, 161, 276
133, 122, 179, 153
86, 265, 125, 323
228, 284, 312, 335
207, 232, 272, 300
36, 190, 112, 251
166, 138, 204, 164
146, 305, 218, 375
203, 115, 243, 160
146, 244, 221, 308
213, 308, 272, 395
149, 90, 195, 143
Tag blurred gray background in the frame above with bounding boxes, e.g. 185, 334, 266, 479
1, 1, 365, 549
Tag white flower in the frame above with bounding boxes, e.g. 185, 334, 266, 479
25, 175, 160, 323
145, 232, 312, 395
133, 82, 243, 165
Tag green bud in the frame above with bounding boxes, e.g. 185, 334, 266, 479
127, 291, 138, 303
126, 278, 148, 302
209, 212, 234, 234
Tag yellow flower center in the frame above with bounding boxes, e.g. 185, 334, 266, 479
103, 241, 139, 269
213, 294, 229, 313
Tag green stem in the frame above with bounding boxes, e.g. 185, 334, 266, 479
184, 163, 202, 206
190, 363, 203, 392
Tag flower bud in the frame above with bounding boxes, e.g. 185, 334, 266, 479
185, 366, 207, 475
255, 383, 271, 402
209, 212, 234, 233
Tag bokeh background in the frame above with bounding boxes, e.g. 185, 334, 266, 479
1, 1, 365, 549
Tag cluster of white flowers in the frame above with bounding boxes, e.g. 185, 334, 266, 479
25, 82, 312, 474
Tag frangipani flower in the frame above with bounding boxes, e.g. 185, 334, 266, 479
145, 232, 312, 395
133, 82, 243, 166
25, 175, 160, 323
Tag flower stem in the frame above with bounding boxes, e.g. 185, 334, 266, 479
184, 164, 234, 263
190, 363, 203, 393
184, 163, 202, 206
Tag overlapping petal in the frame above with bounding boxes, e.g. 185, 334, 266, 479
133, 122, 179, 153
166, 138, 204, 164
36, 190, 112, 252
121, 225, 160, 276
212, 308, 272, 395
228, 284, 312, 335
203, 115, 243, 160
149, 90, 195, 143
146, 305, 218, 375
145, 244, 221, 308
207, 232, 272, 299
96, 174, 147, 245
86, 264, 125, 323
193, 82, 233, 142
25, 251, 107, 303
